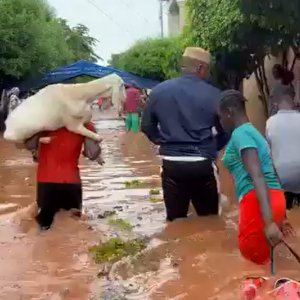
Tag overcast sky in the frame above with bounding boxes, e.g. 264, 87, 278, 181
48, 0, 168, 64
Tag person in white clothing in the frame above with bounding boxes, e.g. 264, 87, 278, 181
266, 85, 300, 209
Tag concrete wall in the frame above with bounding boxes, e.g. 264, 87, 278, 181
243, 56, 281, 133
167, 0, 185, 36
168, 2, 180, 36
244, 51, 300, 133
177, 0, 186, 32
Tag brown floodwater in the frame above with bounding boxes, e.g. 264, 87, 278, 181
1, 110, 300, 300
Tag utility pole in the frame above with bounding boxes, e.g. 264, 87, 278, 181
159, 0, 168, 38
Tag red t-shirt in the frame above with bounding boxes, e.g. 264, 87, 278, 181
37, 123, 95, 184
97, 98, 103, 107
124, 88, 141, 113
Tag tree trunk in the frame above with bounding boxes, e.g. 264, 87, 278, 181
254, 62, 269, 118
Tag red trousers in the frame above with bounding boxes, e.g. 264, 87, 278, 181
239, 189, 286, 265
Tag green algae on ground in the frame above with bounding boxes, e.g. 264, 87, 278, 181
108, 218, 133, 231
89, 238, 146, 264
150, 196, 163, 203
149, 189, 160, 196
124, 180, 145, 189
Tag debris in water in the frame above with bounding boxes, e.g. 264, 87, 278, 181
97, 264, 111, 278
149, 189, 160, 196
108, 218, 133, 231
89, 238, 146, 264
97, 211, 116, 219
113, 206, 123, 212
150, 197, 163, 203
124, 180, 145, 189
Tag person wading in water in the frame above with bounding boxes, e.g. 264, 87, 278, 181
122, 83, 142, 134
218, 89, 294, 265
141, 47, 228, 222
266, 85, 300, 210
25, 123, 104, 231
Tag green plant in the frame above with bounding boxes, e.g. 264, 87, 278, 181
149, 189, 160, 196
149, 197, 163, 203
0, 0, 99, 89
108, 218, 133, 231
109, 37, 183, 81
124, 180, 144, 189
89, 238, 146, 264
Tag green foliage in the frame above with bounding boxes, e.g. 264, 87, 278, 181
108, 218, 133, 232
149, 197, 163, 203
149, 189, 160, 196
185, 0, 300, 76
185, 0, 243, 52
124, 180, 144, 189
185, 0, 258, 89
184, 0, 300, 112
240, 0, 300, 54
109, 37, 183, 81
0, 0, 99, 86
89, 238, 146, 264
58, 19, 100, 62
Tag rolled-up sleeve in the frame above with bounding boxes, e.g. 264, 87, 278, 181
141, 91, 161, 145
83, 122, 101, 160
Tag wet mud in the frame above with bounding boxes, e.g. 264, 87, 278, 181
1, 111, 300, 300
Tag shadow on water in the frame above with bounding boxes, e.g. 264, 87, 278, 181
1, 113, 300, 299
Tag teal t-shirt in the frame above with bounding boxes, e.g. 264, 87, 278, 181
222, 123, 281, 202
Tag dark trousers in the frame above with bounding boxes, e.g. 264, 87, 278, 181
161, 159, 219, 222
36, 182, 82, 229
285, 192, 300, 210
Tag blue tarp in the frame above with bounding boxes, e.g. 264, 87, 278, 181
21, 61, 159, 92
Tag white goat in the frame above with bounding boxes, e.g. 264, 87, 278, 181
4, 74, 125, 143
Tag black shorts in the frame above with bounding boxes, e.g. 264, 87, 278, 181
36, 182, 82, 229
161, 159, 219, 222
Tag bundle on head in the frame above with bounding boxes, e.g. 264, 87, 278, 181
4, 74, 125, 143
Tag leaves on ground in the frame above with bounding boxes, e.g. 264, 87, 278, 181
108, 218, 133, 232
89, 238, 146, 264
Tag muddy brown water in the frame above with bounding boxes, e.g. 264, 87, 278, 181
1, 113, 300, 300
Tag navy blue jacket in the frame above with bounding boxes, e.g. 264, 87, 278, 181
141, 75, 229, 159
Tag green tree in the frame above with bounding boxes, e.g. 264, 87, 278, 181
0, 0, 100, 88
109, 37, 183, 81
0, 0, 68, 82
240, 0, 300, 66
58, 19, 100, 62
185, 0, 300, 116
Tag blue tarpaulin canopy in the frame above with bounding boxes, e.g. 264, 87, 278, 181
20, 60, 159, 92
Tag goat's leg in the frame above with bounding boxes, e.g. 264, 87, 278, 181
66, 123, 102, 142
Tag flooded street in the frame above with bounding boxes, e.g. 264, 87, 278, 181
1, 112, 300, 299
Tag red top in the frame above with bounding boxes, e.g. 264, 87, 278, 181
37, 123, 95, 184
124, 87, 141, 113
97, 98, 103, 107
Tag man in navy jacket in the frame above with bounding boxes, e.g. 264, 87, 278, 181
141, 47, 228, 222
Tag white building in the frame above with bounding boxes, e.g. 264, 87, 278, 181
167, 0, 186, 36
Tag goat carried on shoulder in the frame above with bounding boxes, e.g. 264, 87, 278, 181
4, 74, 125, 143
